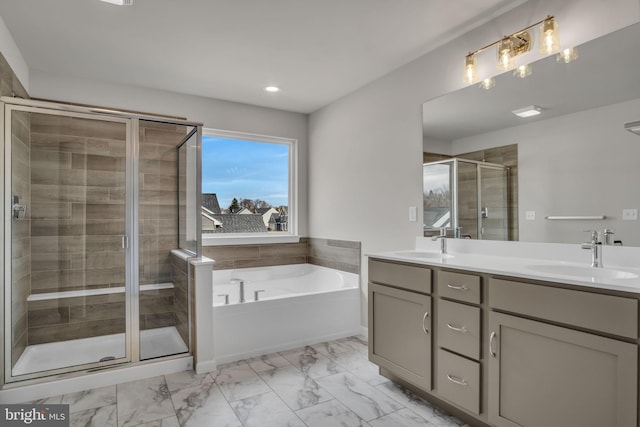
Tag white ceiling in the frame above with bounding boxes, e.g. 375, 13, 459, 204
0, 0, 523, 113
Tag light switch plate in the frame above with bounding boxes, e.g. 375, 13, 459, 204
525, 211, 536, 220
623, 208, 638, 220
409, 206, 417, 222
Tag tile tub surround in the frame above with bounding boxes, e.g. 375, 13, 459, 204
203, 237, 361, 274
19, 336, 468, 427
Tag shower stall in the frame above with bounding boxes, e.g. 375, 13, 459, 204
423, 158, 510, 240
1, 97, 202, 384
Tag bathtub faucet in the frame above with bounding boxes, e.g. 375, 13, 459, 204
231, 278, 245, 303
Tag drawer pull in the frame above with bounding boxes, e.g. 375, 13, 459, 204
446, 323, 468, 333
447, 374, 468, 386
447, 283, 468, 291
422, 311, 430, 334
489, 331, 497, 357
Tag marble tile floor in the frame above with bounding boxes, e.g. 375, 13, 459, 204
28, 336, 469, 427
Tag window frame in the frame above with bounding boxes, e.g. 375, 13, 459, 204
201, 128, 298, 246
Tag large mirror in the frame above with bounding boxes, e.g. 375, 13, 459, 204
422, 22, 640, 247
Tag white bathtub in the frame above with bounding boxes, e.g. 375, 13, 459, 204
212, 264, 361, 363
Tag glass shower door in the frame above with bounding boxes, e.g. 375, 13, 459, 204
5, 106, 131, 380
478, 166, 509, 241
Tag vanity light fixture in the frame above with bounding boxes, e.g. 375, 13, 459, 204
557, 47, 579, 63
99, 0, 133, 5
463, 15, 561, 84
512, 105, 543, 118
513, 64, 532, 78
479, 78, 495, 90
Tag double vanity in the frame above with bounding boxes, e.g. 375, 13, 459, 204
367, 238, 640, 427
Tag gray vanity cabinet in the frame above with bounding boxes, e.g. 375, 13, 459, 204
368, 260, 432, 390
488, 311, 637, 427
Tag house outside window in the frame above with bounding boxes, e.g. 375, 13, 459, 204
201, 129, 297, 245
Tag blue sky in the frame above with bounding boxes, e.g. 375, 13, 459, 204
202, 135, 289, 210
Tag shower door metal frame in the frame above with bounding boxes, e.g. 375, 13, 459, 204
2, 103, 135, 383
476, 162, 510, 240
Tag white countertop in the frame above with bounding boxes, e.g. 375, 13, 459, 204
366, 238, 640, 295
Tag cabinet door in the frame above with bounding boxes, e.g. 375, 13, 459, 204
488, 312, 637, 427
369, 283, 431, 390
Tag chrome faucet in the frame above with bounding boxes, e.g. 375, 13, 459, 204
581, 231, 603, 268
431, 227, 448, 254
603, 229, 615, 245
231, 278, 245, 303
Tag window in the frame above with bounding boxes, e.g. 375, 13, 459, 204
201, 129, 297, 245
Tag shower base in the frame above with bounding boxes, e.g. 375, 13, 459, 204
12, 326, 188, 377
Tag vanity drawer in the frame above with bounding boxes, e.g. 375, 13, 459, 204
490, 278, 638, 339
437, 348, 480, 414
369, 259, 432, 294
438, 299, 481, 360
437, 270, 481, 304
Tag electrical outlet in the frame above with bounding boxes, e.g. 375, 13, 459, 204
623, 208, 638, 220
525, 211, 536, 220
409, 206, 417, 222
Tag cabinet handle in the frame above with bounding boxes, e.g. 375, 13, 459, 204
422, 311, 429, 334
489, 331, 497, 357
446, 323, 468, 333
447, 374, 468, 386
447, 284, 468, 291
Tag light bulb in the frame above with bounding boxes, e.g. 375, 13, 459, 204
513, 64, 532, 78
557, 47, 578, 63
479, 78, 495, 90
539, 17, 560, 54
497, 37, 515, 71
463, 54, 479, 84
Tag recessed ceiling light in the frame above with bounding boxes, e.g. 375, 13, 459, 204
264, 86, 280, 93
512, 105, 543, 118
100, 0, 133, 5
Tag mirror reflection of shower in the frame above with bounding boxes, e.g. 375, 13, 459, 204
423, 158, 511, 241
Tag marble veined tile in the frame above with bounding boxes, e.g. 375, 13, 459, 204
62, 385, 116, 414
280, 345, 345, 379
295, 399, 371, 427
128, 416, 180, 427
70, 404, 117, 427
336, 336, 369, 354
246, 353, 292, 373
215, 361, 270, 402
317, 373, 403, 422
368, 408, 434, 427
164, 370, 215, 393
331, 350, 389, 386
376, 382, 468, 427
171, 382, 241, 427
309, 340, 353, 357
116, 376, 175, 427
230, 391, 306, 427
28, 395, 64, 405
258, 365, 333, 410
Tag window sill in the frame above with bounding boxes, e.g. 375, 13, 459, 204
202, 234, 300, 246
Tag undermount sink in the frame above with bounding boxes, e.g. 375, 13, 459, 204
526, 264, 639, 280
392, 251, 454, 260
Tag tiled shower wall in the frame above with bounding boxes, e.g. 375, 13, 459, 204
2, 50, 31, 368
203, 237, 361, 274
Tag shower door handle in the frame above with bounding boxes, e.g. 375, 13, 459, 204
121, 235, 129, 249
481, 207, 489, 218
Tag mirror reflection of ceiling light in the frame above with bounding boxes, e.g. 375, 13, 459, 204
264, 86, 280, 93
100, 0, 133, 5
512, 105, 543, 118
479, 78, 495, 90
463, 15, 563, 84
